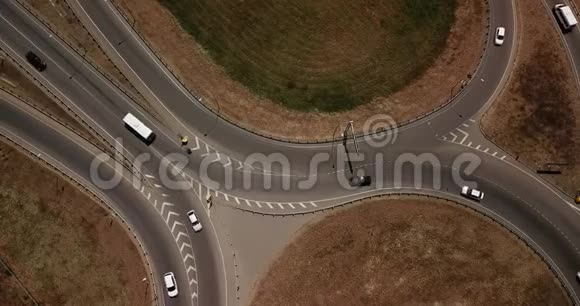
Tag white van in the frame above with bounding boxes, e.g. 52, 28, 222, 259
554, 4, 578, 32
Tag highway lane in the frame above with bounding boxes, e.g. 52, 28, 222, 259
5, 0, 580, 304
72, 0, 513, 157
0, 97, 192, 306
0, 2, 228, 302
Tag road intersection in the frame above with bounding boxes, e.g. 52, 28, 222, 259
1, 0, 580, 305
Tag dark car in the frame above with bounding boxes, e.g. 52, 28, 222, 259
25, 51, 47, 71
350, 175, 371, 187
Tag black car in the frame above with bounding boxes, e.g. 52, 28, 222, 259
350, 175, 371, 187
26, 51, 47, 71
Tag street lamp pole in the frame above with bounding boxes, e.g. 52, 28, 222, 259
347, 120, 359, 153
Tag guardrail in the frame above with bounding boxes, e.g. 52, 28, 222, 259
109, 0, 491, 144
0, 132, 159, 306
0, 46, 150, 189
479, 0, 576, 199
227, 191, 575, 303
14, 0, 160, 122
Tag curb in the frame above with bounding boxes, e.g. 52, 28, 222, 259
0, 132, 159, 306
108, 0, 491, 144
232, 192, 575, 303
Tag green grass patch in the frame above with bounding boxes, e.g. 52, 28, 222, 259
159, 0, 456, 112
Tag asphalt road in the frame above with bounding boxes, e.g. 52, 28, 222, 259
2, 0, 580, 305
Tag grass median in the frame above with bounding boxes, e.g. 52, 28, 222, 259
159, 0, 456, 112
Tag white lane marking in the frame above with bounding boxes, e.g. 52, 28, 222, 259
153, 183, 162, 188
211, 152, 221, 162
225, 157, 232, 167
299, 202, 306, 208
456, 128, 469, 144
191, 137, 200, 151
501, 155, 506, 160
310, 202, 317, 207
462, 123, 469, 127
175, 232, 188, 243
469, 119, 476, 122
165, 211, 179, 223
187, 266, 197, 274
484, 148, 489, 153
492, 152, 497, 157
288, 203, 295, 209
180, 243, 192, 252
183, 254, 194, 263
171, 221, 184, 232
255, 201, 262, 208
162, 193, 169, 197
160, 202, 174, 215
146, 192, 151, 200
467, 142, 472, 147
476, 145, 481, 150
235, 197, 240, 204
449, 132, 458, 142
145, 174, 155, 178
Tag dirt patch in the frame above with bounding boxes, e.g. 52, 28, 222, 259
481, 0, 580, 196
115, 0, 485, 139
250, 198, 569, 305
0, 138, 150, 305
0, 260, 35, 306
18, 0, 154, 118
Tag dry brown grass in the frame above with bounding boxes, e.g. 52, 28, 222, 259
250, 198, 569, 305
116, 0, 485, 139
481, 0, 580, 196
0, 261, 35, 306
0, 139, 150, 305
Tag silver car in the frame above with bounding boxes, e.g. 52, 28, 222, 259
461, 186, 485, 201
163, 272, 178, 298
187, 210, 203, 232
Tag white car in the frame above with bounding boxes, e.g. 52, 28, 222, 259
576, 271, 580, 282
495, 27, 505, 46
163, 272, 178, 298
187, 210, 203, 232
461, 186, 485, 201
